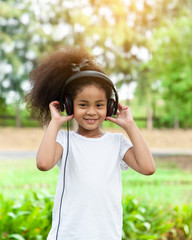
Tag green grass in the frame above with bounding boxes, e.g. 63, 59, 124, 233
122, 164, 192, 206
0, 158, 192, 207
0, 159, 58, 199
1, 158, 192, 240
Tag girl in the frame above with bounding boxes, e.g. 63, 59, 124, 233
25, 46, 155, 240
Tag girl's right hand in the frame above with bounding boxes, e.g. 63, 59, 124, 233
49, 101, 74, 125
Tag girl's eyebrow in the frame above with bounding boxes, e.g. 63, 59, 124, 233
96, 100, 106, 103
77, 99, 106, 103
77, 100, 88, 103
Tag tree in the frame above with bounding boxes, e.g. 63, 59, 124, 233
0, 1, 37, 126
1, 0, 191, 127
0, 0, 68, 126
138, 9, 192, 128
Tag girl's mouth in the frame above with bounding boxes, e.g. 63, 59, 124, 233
84, 119, 98, 124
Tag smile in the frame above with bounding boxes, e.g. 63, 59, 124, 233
84, 118, 98, 123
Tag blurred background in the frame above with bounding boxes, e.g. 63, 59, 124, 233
0, 0, 192, 129
0, 0, 192, 239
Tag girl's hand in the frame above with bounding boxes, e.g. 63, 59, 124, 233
49, 101, 74, 125
105, 103, 134, 129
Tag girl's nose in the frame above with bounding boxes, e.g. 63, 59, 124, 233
87, 106, 96, 115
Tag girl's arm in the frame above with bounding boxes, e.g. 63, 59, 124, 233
36, 101, 73, 171
106, 103, 155, 175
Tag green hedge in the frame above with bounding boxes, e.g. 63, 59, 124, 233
0, 193, 191, 240
122, 196, 192, 240
0, 193, 53, 240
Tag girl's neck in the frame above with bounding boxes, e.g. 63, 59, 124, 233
76, 127, 105, 138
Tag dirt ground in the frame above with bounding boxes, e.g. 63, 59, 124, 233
0, 127, 192, 170
0, 127, 192, 151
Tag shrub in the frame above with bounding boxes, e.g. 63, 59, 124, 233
0, 193, 192, 239
0, 193, 53, 240
167, 204, 192, 240
122, 195, 173, 240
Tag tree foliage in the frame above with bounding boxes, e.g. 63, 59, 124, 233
0, 0, 191, 127
138, 8, 192, 128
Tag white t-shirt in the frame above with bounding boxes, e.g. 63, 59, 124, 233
47, 130, 132, 240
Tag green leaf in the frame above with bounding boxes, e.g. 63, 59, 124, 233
143, 222, 151, 231
7, 212, 16, 219
183, 224, 189, 235
9, 234, 25, 240
134, 214, 145, 221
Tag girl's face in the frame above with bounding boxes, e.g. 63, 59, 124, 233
73, 85, 107, 137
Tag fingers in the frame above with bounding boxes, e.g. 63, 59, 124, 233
49, 101, 60, 106
118, 103, 129, 111
49, 101, 74, 123
49, 101, 61, 111
118, 102, 124, 110
64, 114, 74, 122
105, 116, 117, 124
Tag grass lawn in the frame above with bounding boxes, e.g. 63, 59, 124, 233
0, 157, 192, 207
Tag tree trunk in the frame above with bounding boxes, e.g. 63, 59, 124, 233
15, 102, 22, 128
174, 103, 179, 129
174, 117, 179, 129
147, 107, 153, 130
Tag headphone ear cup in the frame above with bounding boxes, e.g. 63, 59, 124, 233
107, 98, 116, 117
59, 101, 65, 112
63, 96, 73, 115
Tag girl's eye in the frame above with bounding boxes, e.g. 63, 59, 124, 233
97, 104, 103, 108
79, 104, 87, 107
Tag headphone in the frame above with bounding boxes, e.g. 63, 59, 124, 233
59, 70, 119, 117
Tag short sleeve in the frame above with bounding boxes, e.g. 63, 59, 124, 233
56, 130, 67, 168
119, 134, 133, 170
56, 130, 65, 148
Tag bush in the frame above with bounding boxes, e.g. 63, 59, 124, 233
122, 196, 192, 240
168, 204, 192, 240
122, 196, 173, 240
0, 193, 192, 239
0, 193, 53, 240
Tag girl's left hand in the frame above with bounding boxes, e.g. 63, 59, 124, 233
105, 103, 134, 129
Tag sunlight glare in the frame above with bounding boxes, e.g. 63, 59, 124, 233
82, 6, 93, 16
53, 23, 72, 41
92, 46, 104, 56
99, 6, 115, 25
20, 13, 30, 25
123, 0, 131, 7
74, 23, 85, 33
136, 1, 144, 11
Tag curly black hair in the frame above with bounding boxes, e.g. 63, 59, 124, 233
25, 46, 113, 125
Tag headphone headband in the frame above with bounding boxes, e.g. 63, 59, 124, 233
64, 70, 118, 100
65, 70, 114, 87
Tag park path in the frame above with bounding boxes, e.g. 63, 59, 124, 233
0, 150, 36, 160
0, 149, 192, 160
